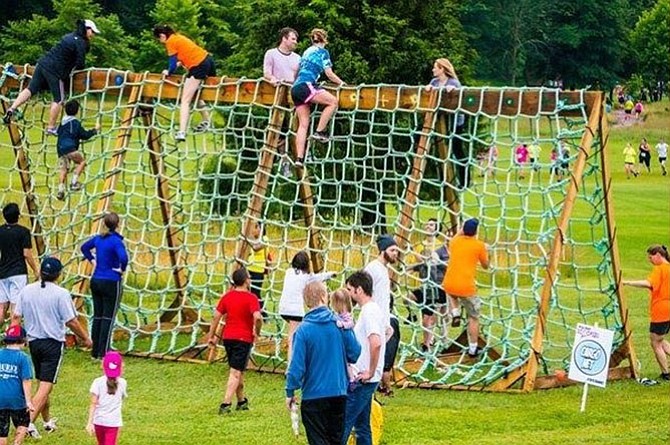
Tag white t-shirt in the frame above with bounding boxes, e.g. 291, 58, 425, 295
278, 269, 335, 317
263, 48, 300, 83
14, 282, 77, 342
656, 142, 668, 158
90, 376, 127, 427
364, 259, 391, 329
353, 301, 386, 383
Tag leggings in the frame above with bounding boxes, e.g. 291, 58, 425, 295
94, 425, 119, 445
90, 279, 122, 359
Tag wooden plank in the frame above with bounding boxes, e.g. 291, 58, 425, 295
596, 94, 638, 379
140, 108, 197, 324
522, 94, 603, 391
71, 74, 142, 331
0, 100, 45, 256
2, 66, 598, 116
435, 115, 460, 234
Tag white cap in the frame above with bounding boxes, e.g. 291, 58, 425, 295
84, 19, 101, 34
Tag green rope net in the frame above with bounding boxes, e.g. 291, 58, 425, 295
0, 66, 627, 389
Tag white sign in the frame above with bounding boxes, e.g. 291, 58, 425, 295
568, 324, 614, 388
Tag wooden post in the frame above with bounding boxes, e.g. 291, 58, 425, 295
522, 94, 603, 391
72, 75, 142, 325
435, 114, 461, 234
0, 101, 45, 256
140, 107, 198, 324
296, 168, 324, 273
395, 89, 440, 251
596, 93, 639, 379
236, 86, 287, 264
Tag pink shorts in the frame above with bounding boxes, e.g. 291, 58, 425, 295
95, 425, 119, 445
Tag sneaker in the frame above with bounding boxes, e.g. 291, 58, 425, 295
295, 157, 304, 168
467, 347, 483, 358
420, 344, 429, 353
45, 127, 58, 136
193, 121, 210, 133
661, 372, 670, 381
236, 398, 249, 411
451, 316, 461, 328
70, 182, 82, 191
218, 403, 232, 415
56, 191, 65, 201
2, 109, 13, 124
310, 131, 329, 143
281, 159, 292, 177
44, 417, 58, 433
175, 131, 186, 142
27, 423, 41, 439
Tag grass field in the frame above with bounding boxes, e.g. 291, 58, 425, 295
2, 95, 669, 444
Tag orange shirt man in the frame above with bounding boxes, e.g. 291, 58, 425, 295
442, 218, 489, 357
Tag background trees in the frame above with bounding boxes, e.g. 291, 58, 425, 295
0, 0, 666, 90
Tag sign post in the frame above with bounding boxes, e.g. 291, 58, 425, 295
568, 323, 614, 412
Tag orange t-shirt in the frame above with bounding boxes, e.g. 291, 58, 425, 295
648, 263, 670, 322
442, 234, 488, 297
165, 34, 208, 69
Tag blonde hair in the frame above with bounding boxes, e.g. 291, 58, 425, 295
330, 288, 352, 314
310, 28, 328, 44
435, 58, 458, 81
304, 281, 328, 309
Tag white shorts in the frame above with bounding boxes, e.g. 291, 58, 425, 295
0, 275, 28, 305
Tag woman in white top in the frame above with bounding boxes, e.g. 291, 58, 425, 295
86, 351, 127, 445
278, 251, 335, 364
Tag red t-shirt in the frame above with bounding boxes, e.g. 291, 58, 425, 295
215, 289, 261, 343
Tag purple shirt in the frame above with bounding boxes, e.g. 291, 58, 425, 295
263, 48, 300, 83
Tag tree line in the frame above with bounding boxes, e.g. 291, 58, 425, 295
0, 0, 667, 92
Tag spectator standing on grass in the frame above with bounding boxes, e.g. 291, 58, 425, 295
0, 325, 34, 445
285, 282, 360, 445
81, 212, 128, 360
623, 245, 670, 381
206, 268, 262, 414
85, 351, 127, 445
0, 203, 39, 328
11, 257, 92, 439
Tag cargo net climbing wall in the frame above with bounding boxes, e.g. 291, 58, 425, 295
0, 65, 635, 391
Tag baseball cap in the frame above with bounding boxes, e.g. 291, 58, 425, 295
463, 218, 479, 236
41, 257, 63, 277
4, 325, 26, 343
103, 351, 123, 378
84, 19, 101, 34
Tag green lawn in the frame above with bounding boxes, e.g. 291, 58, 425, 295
2, 96, 669, 444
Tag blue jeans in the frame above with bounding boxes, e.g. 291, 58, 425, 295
341, 382, 378, 445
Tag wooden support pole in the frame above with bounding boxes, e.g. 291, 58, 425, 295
236, 86, 288, 264
395, 90, 440, 251
72, 75, 142, 329
435, 115, 461, 234
140, 108, 198, 324
522, 94, 603, 392
596, 93, 639, 379
0, 101, 45, 256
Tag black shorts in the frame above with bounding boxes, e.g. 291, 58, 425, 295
291, 82, 321, 107
28, 64, 65, 103
0, 408, 30, 438
29, 338, 64, 384
650, 321, 670, 336
624, 109, 632, 114
223, 339, 252, 371
412, 287, 447, 316
383, 317, 400, 372
188, 55, 216, 80
660, 157, 667, 163
281, 314, 303, 322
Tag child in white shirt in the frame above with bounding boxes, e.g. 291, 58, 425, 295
86, 351, 127, 445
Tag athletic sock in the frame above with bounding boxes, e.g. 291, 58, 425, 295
58, 183, 65, 193
451, 308, 461, 318
72, 173, 79, 184
468, 343, 478, 354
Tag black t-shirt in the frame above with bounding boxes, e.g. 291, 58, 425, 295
0, 224, 32, 279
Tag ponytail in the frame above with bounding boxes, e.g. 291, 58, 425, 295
102, 212, 120, 238
106, 377, 118, 395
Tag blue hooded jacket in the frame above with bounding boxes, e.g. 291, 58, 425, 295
286, 306, 361, 400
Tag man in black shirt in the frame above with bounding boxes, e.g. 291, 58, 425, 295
3, 19, 100, 134
0, 203, 39, 327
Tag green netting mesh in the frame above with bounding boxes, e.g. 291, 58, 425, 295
0, 66, 627, 389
